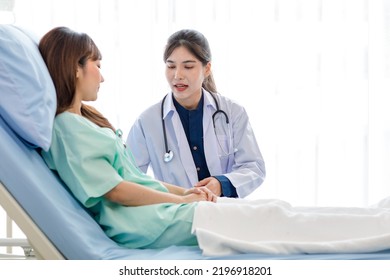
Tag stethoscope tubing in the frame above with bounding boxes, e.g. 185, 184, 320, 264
161, 93, 230, 162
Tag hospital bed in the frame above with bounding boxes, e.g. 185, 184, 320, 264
1, 24, 390, 260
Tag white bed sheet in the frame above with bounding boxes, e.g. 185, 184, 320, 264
193, 197, 390, 256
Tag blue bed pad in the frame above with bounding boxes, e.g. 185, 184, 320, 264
1, 116, 390, 260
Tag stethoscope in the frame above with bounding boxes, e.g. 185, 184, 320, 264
161, 93, 232, 163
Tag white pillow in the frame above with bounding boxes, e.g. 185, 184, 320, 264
0, 25, 56, 151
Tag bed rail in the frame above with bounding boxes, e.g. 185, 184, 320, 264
0, 182, 65, 260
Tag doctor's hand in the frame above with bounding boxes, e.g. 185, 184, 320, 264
183, 187, 217, 203
194, 177, 222, 197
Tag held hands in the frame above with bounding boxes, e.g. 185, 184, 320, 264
183, 186, 217, 203
159, 181, 217, 204
194, 177, 222, 197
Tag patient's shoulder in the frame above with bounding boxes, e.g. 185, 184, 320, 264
51, 112, 117, 156
55, 112, 99, 131
54, 112, 115, 142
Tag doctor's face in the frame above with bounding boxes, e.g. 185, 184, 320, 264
165, 46, 210, 110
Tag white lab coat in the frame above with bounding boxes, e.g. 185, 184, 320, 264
126, 90, 265, 198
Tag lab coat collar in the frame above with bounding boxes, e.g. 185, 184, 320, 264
163, 89, 217, 119
162, 92, 176, 120
203, 89, 218, 111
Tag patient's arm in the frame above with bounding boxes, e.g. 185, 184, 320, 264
161, 181, 217, 202
104, 181, 213, 206
160, 181, 187, 195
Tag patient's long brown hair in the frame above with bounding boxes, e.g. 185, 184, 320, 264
38, 26, 115, 132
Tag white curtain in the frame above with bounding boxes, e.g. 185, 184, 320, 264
6, 0, 390, 207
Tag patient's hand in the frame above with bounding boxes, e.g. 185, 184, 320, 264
183, 187, 217, 203
194, 177, 222, 197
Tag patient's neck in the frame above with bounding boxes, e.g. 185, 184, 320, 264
67, 105, 81, 115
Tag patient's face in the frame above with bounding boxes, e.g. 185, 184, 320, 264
76, 59, 104, 102
165, 46, 210, 110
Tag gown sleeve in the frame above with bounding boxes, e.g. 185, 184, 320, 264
42, 114, 123, 208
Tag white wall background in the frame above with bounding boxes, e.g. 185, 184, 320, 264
2, 0, 390, 248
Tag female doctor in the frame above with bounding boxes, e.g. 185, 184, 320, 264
126, 29, 265, 198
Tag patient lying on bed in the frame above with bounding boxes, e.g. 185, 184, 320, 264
38, 26, 390, 256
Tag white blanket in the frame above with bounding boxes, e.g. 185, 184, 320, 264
192, 197, 390, 256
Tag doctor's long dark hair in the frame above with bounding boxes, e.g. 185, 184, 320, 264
163, 29, 217, 94
39, 26, 115, 133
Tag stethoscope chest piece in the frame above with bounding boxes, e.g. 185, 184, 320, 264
164, 150, 173, 163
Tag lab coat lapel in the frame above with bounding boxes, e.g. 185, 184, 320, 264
203, 94, 223, 176
164, 94, 198, 186
171, 113, 199, 186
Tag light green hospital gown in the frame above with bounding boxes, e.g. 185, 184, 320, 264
41, 112, 198, 249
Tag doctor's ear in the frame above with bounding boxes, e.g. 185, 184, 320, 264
204, 62, 212, 77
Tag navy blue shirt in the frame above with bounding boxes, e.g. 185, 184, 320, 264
173, 95, 210, 181
173, 94, 237, 197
